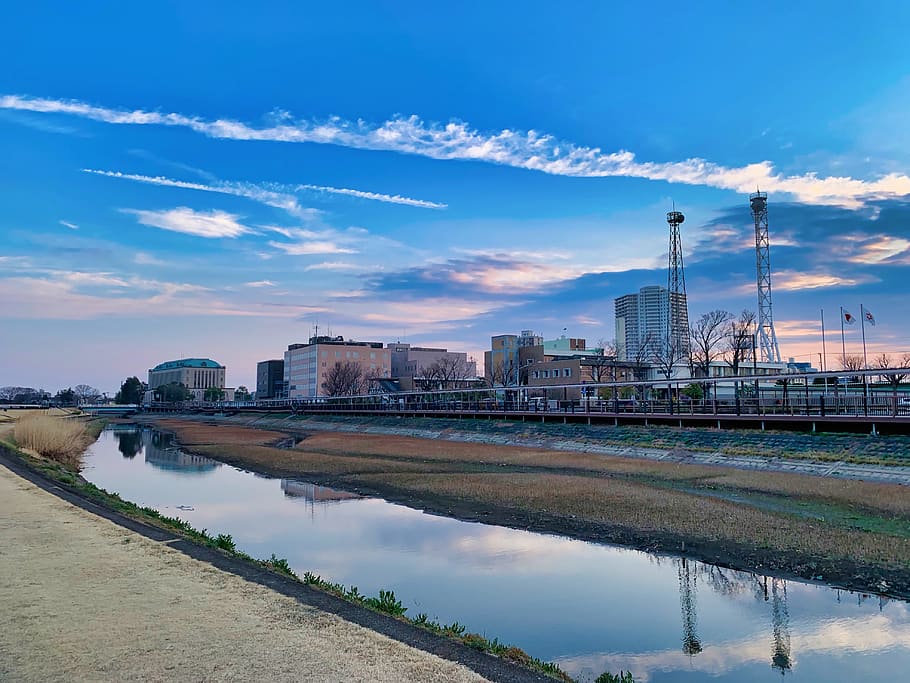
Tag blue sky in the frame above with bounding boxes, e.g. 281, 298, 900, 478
3, 1, 910, 393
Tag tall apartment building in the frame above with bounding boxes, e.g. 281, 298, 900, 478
284, 336, 391, 398
256, 359, 285, 399
614, 285, 689, 361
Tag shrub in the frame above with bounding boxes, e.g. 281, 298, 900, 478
13, 414, 93, 469
364, 589, 406, 616
596, 671, 635, 683
214, 533, 236, 552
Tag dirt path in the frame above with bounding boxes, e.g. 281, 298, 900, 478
0, 464, 491, 683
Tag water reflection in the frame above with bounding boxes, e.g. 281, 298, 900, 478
116, 431, 141, 459
81, 427, 910, 682
142, 430, 220, 474
281, 480, 361, 504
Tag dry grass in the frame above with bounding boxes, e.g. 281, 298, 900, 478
157, 418, 910, 571
156, 419, 286, 446
13, 414, 93, 469
365, 471, 910, 566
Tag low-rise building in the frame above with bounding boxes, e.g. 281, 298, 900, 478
148, 358, 229, 401
388, 343, 477, 390
256, 359, 285, 399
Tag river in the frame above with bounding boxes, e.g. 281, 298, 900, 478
82, 426, 910, 682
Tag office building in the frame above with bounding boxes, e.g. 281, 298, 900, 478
256, 359, 285, 399
284, 336, 391, 398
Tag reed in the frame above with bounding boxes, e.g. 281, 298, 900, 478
13, 414, 92, 469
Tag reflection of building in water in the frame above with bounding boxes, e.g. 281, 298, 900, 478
281, 480, 360, 504
142, 431, 220, 473
677, 558, 702, 655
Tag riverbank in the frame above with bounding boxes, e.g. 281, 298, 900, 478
0, 445, 564, 683
145, 414, 910, 599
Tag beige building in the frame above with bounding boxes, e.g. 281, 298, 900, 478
527, 357, 638, 400
285, 336, 391, 398
147, 358, 229, 401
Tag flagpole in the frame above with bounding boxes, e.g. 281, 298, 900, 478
840, 306, 847, 368
820, 308, 827, 371
860, 304, 868, 370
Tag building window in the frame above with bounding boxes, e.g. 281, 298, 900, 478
370, 352, 376, 360
564, 368, 571, 377
532, 370, 539, 379
353, 351, 359, 358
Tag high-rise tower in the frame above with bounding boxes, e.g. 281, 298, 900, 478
666, 210, 690, 359
750, 191, 782, 363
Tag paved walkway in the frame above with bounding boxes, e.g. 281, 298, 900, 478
0, 464, 490, 683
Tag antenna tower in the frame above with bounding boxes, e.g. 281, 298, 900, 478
666, 209, 689, 357
749, 191, 781, 363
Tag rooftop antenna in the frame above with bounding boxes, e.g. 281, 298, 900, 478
750, 190, 782, 363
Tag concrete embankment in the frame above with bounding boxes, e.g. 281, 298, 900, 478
0, 456, 546, 683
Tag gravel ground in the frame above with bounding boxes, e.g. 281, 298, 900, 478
0, 464, 490, 683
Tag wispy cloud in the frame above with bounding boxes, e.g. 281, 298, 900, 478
244, 280, 276, 287
303, 261, 373, 272
85, 169, 318, 220
59, 220, 79, 230
134, 252, 167, 266
123, 207, 251, 238
6, 94, 910, 207
84, 168, 443, 217
768, 270, 875, 292
298, 184, 446, 209
267, 240, 356, 255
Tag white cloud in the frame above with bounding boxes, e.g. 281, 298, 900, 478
245, 280, 276, 287
123, 207, 251, 238
267, 240, 357, 255
6, 94, 910, 207
298, 184, 446, 209
303, 261, 372, 272
84, 168, 442, 215
85, 169, 318, 220
134, 252, 167, 266
59, 220, 79, 230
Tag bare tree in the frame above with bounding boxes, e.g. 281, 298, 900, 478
489, 358, 518, 387
649, 335, 686, 382
434, 356, 467, 389
321, 361, 365, 396
690, 310, 733, 378
73, 384, 102, 405
415, 362, 442, 390
588, 339, 618, 383
725, 309, 757, 376
874, 353, 910, 389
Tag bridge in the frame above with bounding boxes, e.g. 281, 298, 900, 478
145, 368, 910, 436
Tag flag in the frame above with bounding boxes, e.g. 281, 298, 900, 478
843, 309, 856, 325
864, 308, 876, 326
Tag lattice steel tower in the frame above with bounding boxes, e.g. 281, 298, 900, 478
750, 191, 781, 363
666, 210, 689, 357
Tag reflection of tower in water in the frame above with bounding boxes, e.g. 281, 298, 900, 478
764, 577, 792, 674
677, 558, 702, 656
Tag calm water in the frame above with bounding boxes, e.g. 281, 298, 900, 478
83, 426, 910, 682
